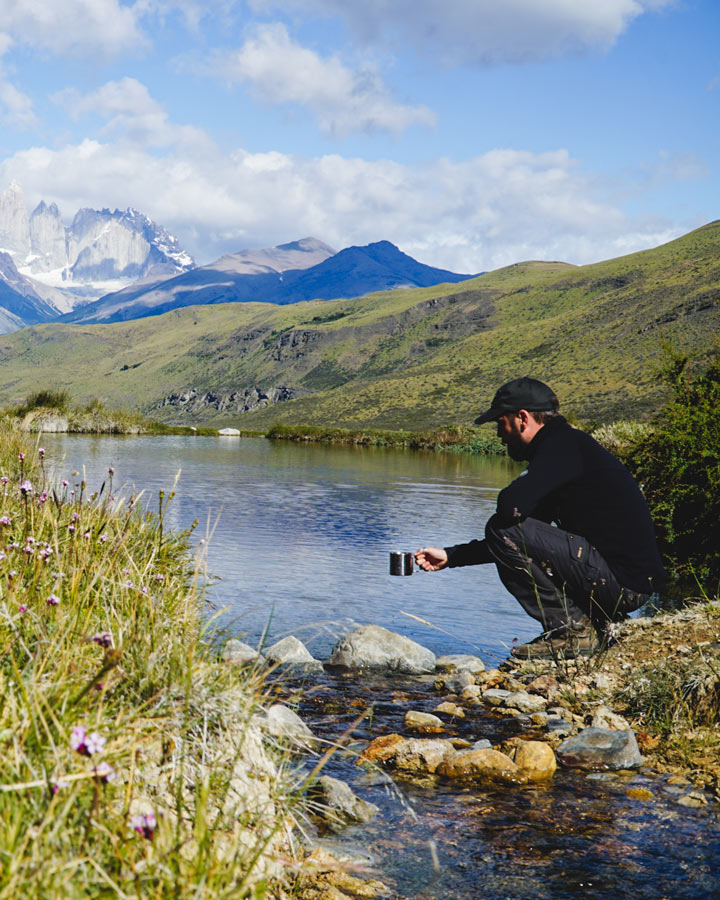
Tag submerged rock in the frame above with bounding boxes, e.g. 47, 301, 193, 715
309, 776, 378, 831
513, 740, 557, 782
556, 726, 643, 771
327, 625, 436, 674
439, 748, 527, 784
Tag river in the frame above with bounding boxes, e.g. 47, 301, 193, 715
39, 434, 720, 900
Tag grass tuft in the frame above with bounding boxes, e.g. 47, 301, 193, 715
0, 428, 297, 897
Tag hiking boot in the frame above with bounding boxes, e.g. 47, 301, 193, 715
511, 620, 598, 660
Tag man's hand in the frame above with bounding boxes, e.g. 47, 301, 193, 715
415, 547, 448, 571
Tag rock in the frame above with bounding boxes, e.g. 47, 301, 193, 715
505, 691, 547, 714
482, 688, 511, 707
263, 704, 319, 751
526, 673, 558, 695
393, 739, 453, 774
264, 636, 323, 673
438, 671, 475, 694
591, 706, 632, 731
358, 734, 406, 764
530, 712, 549, 727
404, 711, 444, 733
434, 701, 465, 718
218, 428, 241, 435
625, 787, 654, 801
556, 727, 643, 771
460, 685, 482, 702
677, 791, 708, 808
435, 654, 486, 674
514, 740, 557, 782
470, 739, 492, 751
439, 748, 527, 784
545, 715, 574, 737
592, 672, 613, 690
309, 776, 378, 831
476, 668, 504, 688
221, 639, 263, 665
327, 625, 436, 674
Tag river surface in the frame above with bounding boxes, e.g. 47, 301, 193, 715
41, 434, 536, 661
40, 434, 720, 899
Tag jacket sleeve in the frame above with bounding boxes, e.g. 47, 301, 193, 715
444, 539, 493, 567
495, 429, 583, 526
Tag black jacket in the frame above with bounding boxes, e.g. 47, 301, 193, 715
447, 416, 666, 594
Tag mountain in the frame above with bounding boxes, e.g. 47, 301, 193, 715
0, 221, 718, 429
0, 252, 59, 326
0, 181, 195, 325
65, 239, 476, 324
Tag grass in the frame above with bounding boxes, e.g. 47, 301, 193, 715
0, 429, 298, 897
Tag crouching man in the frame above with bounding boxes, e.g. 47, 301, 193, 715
416, 377, 666, 659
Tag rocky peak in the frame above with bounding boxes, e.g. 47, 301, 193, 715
0, 180, 31, 258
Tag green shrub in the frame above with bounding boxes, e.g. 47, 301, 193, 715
625, 347, 720, 585
14, 389, 71, 416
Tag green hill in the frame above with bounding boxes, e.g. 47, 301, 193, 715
0, 222, 718, 430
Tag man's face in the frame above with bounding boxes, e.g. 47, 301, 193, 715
496, 411, 530, 461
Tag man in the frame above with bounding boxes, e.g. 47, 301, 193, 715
416, 377, 666, 659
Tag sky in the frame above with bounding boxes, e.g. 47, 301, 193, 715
0, 0, 718, 273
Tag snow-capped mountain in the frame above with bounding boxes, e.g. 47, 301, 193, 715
0, 181, 195, 324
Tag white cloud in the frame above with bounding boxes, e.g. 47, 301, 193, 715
0, 137, 682, 274
0, 0, 145, 55
53, 78, 211, 150
211, 23, 435, 136
250, 0, 675, 64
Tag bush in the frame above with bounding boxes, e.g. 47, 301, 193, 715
625, 347, 720, 585
14, 389, 70, 416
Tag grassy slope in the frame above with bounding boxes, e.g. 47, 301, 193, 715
0, 222, 718, 429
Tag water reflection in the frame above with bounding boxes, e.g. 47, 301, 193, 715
41, 434, 535, 659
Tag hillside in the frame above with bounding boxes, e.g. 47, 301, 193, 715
0, 222, 718, 430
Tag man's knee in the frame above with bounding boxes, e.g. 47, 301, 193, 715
485, 514, 523, 557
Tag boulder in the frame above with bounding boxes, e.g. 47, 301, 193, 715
309, 776, 378, 831
327, 625, 436, 674
438, 748, 527, 784
513, 740, 557, 782
435, 654, 486, 674
264, 636, 323, 673
482, 688, 512, 707
263, 704, 319, 752
359, 734, 406, 764
504, 690, 547, 714
434, 701, 465, 718
404, 710, 444, 733
556, 726, 643, 771
591, 705, 632, 731
222, 639, 263, 665
393, 739, 453, 774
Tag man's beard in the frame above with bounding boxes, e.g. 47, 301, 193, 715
505, 435, 529, 461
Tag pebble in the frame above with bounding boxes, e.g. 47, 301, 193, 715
404, 710, 445, 733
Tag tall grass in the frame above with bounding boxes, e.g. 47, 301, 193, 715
0, 430, 296, 897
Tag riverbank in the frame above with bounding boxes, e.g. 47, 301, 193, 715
0, 431, 301, 897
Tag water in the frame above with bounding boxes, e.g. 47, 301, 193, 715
40, 434, 537, 662
38, 434, 720, 899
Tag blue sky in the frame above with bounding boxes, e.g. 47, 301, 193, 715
0, 0, 718, 272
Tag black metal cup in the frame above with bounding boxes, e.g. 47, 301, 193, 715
389, 551, 414, 576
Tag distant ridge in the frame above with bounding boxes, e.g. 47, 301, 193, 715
64, 239, 477, 324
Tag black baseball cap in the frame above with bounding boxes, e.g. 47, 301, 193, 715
474, 377, 559, 425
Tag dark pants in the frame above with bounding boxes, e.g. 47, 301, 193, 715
485, 514, 650, 633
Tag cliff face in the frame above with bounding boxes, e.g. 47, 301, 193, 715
0, 182, 195, 312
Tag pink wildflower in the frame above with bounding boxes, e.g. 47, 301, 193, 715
47, 594, 60, 606
130, 812, 156, 839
